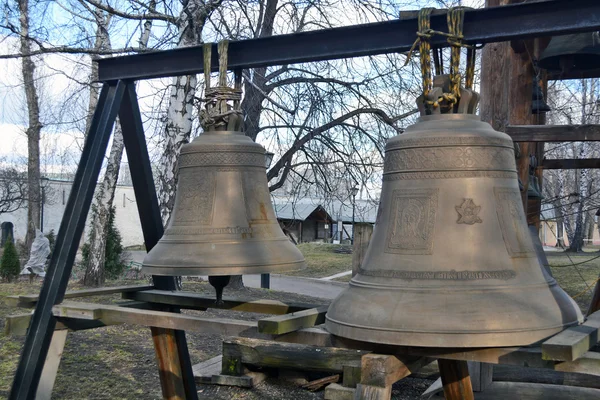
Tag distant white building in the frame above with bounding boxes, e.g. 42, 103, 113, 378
0, 178, 379, 247
0, 179, 145, 247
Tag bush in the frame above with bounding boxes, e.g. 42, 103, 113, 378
104, 206, 126, 279
81, 206, 126, 281
0, 237, 20, 282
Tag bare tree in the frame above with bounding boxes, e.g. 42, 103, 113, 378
83, 4, 156, 286
16, 0, 43, 256
0, 167, 28, 215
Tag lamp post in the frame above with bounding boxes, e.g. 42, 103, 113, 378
350, 186, 359, 245
40, 177, 50, 233
261, 151, 275, 289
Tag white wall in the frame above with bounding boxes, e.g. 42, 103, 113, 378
0, 179, 145, 248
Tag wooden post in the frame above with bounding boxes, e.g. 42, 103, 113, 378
352, 223, 373, 277
467, 361, 493, 392
35, 329, 68, 400
354, 354, 428, 400
151, 327, 187, 400
438, 359, 475, 400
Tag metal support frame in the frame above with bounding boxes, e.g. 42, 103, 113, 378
10, 0, 600, 398
98, 0, 600, 82
10, 81, 197, 400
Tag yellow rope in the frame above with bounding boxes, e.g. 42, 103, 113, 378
200, 40, 243, 131
404, 7, 478, 112
572, 276, 600, 300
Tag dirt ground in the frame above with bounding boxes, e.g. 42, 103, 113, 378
0, 280, 435, 399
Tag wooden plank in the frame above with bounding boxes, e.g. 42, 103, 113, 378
467, 361, 493, 392
124, 289, 326, 314
35, 329, 68, 400
354, 384, 391, 399
258, 306, 328, 334
360, 354, 427, 388
151, 327, 186, 400
46, 303, 600, 378
222, 336, 369, 374
542, 311, 600, 361
506, 125, 600, 142
210, 372, 267, 388
343, 365, 362, 388
493, 364, 600, 389
438, 359, 474, 400
325, 383, 355, 400
473, 381, 600, 400
52, 301, 259, 337
542, 159, 600, 170
192, 355, 222, 378
4, 313, 35, 336
7, 285, 154, 308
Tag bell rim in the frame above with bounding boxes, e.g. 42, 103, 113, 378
141, 260, 307, 276
324, 319, 578, 348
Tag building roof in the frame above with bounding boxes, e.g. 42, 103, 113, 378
272, 196, 378, 223
273, 201, 325, 221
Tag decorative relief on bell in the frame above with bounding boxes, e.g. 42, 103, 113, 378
172, 169, 216, 225
242, 170, 277, 222
384, 146, 515, 173
455, 199, 482, 225
494, 187, 535, 258
358, 267, 516, 281
385, 188, 438, 255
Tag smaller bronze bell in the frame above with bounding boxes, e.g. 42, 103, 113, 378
539, 32, 600, 74
531, 76, 550, 114
527, 155, 543, 199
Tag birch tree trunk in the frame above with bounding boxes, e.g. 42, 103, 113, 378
83, 8, 154, 286
157, 0, 220, 225
19, 0, 42, 256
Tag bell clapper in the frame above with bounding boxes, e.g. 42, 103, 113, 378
209, 275, 231, 306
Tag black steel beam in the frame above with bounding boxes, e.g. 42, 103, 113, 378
119, 83, 198, 400
9, 81, 125, 400
98, 0, 600, 82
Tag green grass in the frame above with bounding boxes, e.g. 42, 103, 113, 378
280, 243, 352, 279
548, 252, 600, 310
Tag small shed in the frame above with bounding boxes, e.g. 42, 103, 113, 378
273, 202, 333, 243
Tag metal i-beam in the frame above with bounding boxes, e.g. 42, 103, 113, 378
97, 0, 600, 82
9, 81, 126, 400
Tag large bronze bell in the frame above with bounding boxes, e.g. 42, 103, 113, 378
142, 131, 306, 279
538, 32, 600, 74
326, 112, 582, 348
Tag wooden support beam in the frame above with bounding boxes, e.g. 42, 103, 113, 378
36, 329, 68, 400
467, 361, 493, 392
52, 301, 259, 337
124, 289, 325, 314
325, 383, 355, 400
542, 159, 600, 169
4, 285, 154, 308
258, 306, 328, 334
222, 336, 369, 374
152, 327, 186, 400
438, 359, 474, 400
354, 353, 429, 400
46, 302, 600, 378
506, 125, 600, 142
542, 311, 600, 361
472, 381, 600, 399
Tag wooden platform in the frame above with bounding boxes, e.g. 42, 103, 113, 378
6, 285, 600, 400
